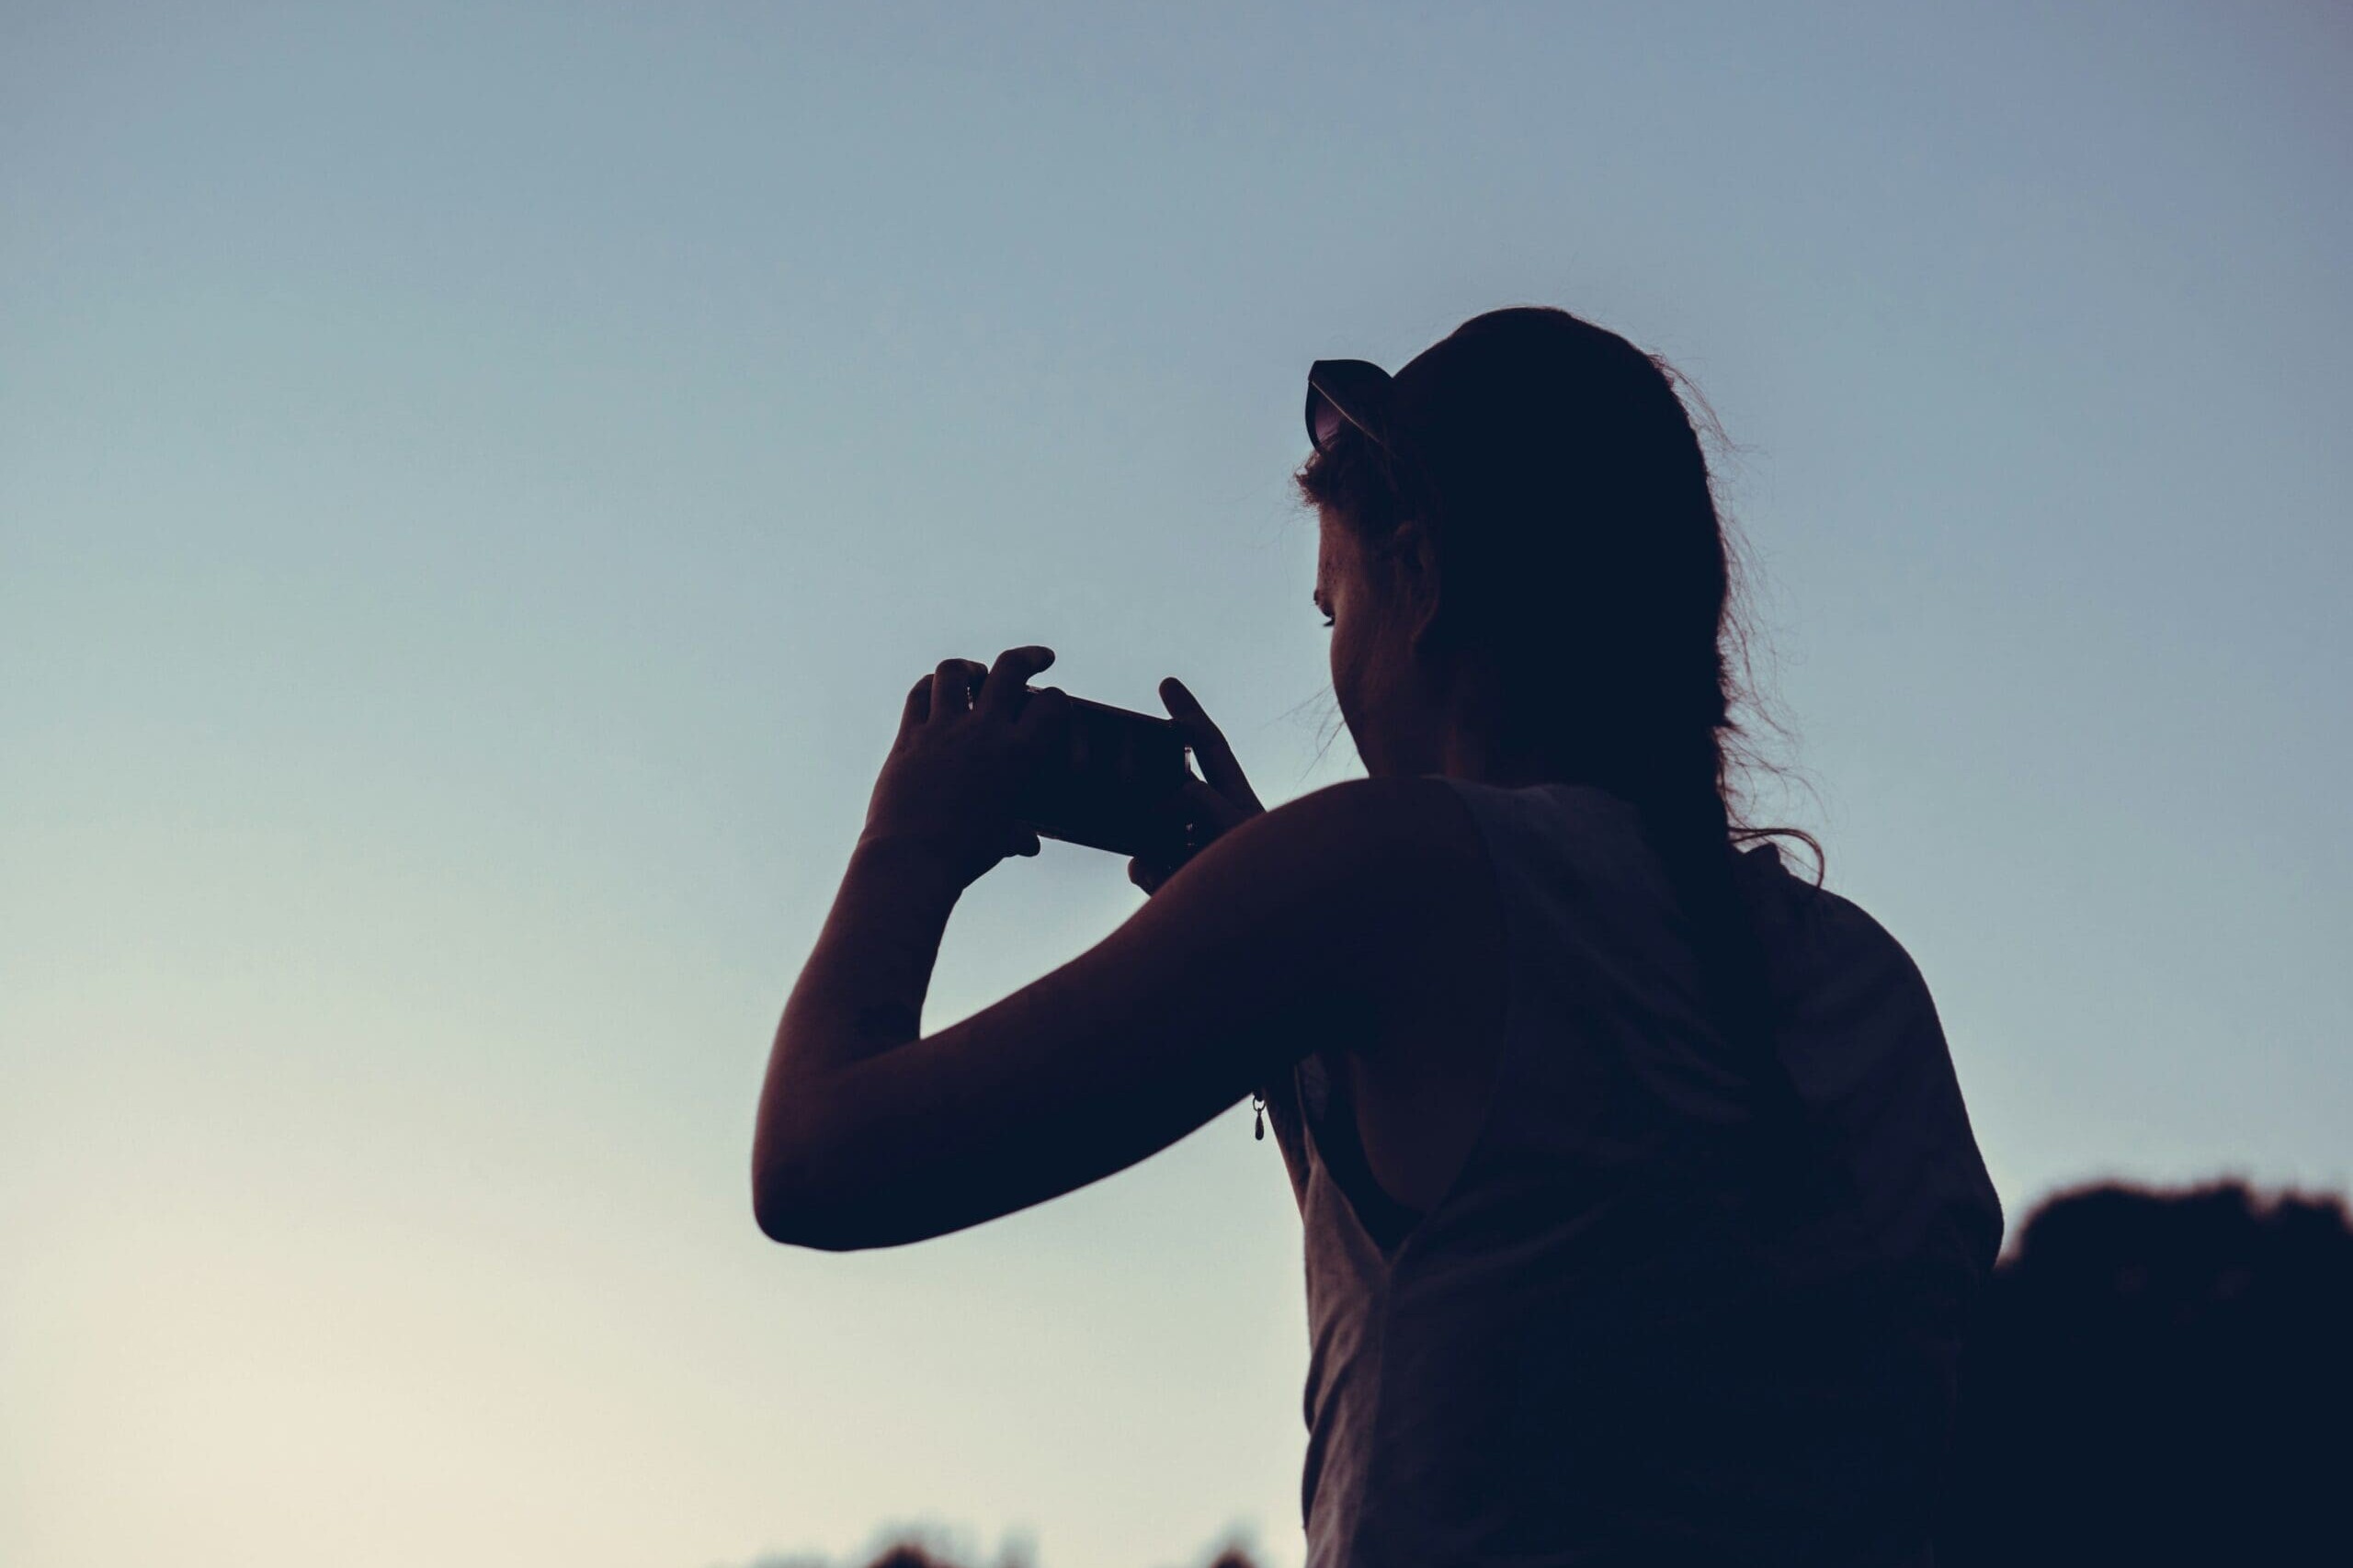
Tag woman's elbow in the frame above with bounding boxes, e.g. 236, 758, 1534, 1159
751, 1131, 874, 1252
750, 1152, 825, 1250
752, 1199, 843, 1252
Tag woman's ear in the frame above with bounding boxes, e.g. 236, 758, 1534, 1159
1392, 519, 1449, 661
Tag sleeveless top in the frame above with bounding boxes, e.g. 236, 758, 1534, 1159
1262, 779, 2003, 1568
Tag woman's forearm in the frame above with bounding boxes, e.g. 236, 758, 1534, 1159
770, 834, 968, 1081
754, 835, 971, 1236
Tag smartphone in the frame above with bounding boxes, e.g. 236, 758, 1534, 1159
1011, 689, 1195, 858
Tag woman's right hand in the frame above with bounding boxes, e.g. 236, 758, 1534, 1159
1130, 677, 1265, 896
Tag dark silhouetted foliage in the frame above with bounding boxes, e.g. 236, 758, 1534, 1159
1940, 1180, 2353, 1565
747, 1534, 1258, 1568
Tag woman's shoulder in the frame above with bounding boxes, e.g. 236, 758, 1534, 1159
1233, 775, 1494, 898
1165, 777, 1498, 971
1199, 775, 1693, 953
1135, 775, 1504, 1042
1249, 777, 1691, 926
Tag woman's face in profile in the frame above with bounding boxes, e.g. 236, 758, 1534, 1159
1317, 508, 1433, 777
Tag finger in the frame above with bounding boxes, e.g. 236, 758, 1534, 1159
1007, 824, 1042, 858
1015, 683, 1073, 754
1160, 678, 1264, 811
978, 645, 1055, 717
1128, 857, 1168, 895
930, 658, 983, 721
899, 675, 933, 735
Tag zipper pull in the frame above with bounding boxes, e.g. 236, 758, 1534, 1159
1253, 1090, 1267, 1141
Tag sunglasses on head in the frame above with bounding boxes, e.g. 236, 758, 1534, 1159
1305, 358, 1399, 458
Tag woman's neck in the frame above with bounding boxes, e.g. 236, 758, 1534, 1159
1435, 720, 1597, 790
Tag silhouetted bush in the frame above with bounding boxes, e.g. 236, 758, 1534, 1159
1940, 1180, 2353, 1565
746, 1535, 1258, 1568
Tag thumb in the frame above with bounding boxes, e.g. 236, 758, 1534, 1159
1178, 775, 1253, 831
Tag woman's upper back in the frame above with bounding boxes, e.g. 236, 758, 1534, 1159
1266, 778, 2003, 1568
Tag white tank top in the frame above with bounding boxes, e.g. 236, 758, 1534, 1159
1262, 779, 2003, 1567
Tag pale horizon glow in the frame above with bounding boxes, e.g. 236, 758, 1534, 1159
4, 5, 2349, 1567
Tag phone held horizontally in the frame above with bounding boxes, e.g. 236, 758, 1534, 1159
1009, 687, 1195, 858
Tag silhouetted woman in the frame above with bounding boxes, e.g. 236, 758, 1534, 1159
755, 307, 2004, 1567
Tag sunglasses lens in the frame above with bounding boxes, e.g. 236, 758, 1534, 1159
1308, 388, 1347, 454
1307, 359, 1394, 457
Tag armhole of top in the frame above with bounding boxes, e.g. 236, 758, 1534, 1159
1265, 776, 1518, 1248
1260, 1061, 1311, 1213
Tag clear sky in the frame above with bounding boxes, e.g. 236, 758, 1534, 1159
4, 4, 2347, 1566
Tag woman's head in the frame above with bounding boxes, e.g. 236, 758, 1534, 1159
1302, 306, 1741, 811
1306, 304, 1806, 1080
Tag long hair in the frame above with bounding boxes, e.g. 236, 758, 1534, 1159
1299, 305, 1816, 1083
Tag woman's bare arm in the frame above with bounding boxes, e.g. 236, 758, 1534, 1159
752, 748, 1490, 1251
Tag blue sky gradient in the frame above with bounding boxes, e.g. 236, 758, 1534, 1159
5, 5, 2347, 1565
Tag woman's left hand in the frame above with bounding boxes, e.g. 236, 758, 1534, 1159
859, 644, 1071, 889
